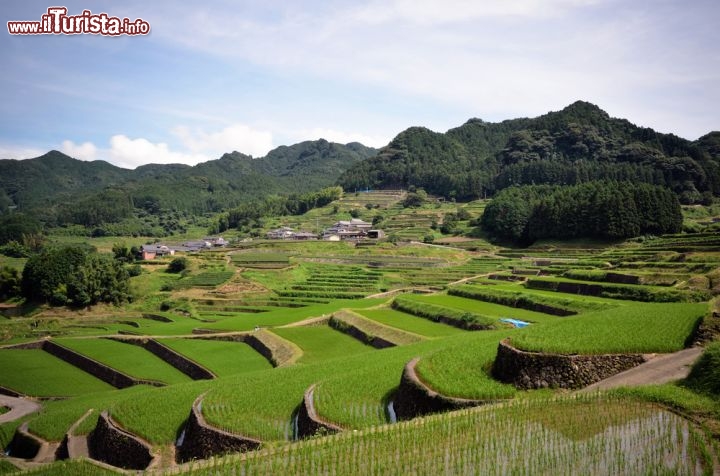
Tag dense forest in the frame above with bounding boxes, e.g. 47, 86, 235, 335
481, 182, 683, 245
338, 102, 720, 203
20, 245, 131, 306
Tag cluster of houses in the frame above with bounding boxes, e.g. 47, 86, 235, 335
139, 236, 226, 260
266, 219, 384, 241
139, 219, 387, 261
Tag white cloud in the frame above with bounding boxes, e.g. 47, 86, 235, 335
61, 140, 98, 161
172, 124, 274, 158
50, 123, 275, 169
0, 145, 45, 160
107, 135, 210, 169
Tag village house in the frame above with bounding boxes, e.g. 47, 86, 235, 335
292, 231, 317, 240
266, 226, 296, 239
322, 218, 373, 241
204, 236, 227, 247
139, 244, 175, 260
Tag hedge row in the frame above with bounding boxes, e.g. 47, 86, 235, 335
391, 296, 495, 330
525, 278, 710, 303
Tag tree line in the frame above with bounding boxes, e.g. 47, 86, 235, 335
480, 181, 682, 245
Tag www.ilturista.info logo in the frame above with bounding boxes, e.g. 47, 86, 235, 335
7, 7, 150, 36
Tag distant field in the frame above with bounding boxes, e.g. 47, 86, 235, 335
197, 298, 387, 332
0, 349, 113, 396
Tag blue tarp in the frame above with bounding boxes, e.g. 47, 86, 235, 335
500, 318, 530, 328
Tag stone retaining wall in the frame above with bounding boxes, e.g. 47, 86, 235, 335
2, 340, 46, 350
296, 384, 343, 438
87, 411, 154, 470
176, 395, 261, 462
0, 385, 23, 397
393, 358, 482, 420
141, 339, 215, 380
492, 339, 647, 390
187, 332, 290, 368
142, 313, 173, 322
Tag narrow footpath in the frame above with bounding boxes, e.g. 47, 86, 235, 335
581, 346, 703, 392
0, 395, 41, 423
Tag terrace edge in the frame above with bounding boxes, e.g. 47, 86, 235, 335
492, 338, 647, 389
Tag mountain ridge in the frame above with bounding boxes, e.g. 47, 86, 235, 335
0, 139, 377, 216
338, 100, 720, 202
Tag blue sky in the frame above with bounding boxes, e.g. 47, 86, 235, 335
1, 0, 718, 169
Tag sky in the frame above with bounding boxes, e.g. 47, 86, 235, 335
0, 0, 718, 169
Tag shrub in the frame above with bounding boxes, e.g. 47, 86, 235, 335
392, 296, 495, 330
0, 266, 21, 300
683, 342, 720, 397
127, 264, 143, 277
167, 257, 189, 273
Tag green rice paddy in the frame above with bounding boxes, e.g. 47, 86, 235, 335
157, 338, 273, 376
55, 338, 192, 385
357, 308, 465, 337
270, 326, 374, 364
0, 349, 113, 396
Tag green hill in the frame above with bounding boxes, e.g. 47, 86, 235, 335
0, 140, 377, 222
338, 101, 720, 203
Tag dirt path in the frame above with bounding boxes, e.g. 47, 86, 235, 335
580, 347, 703, 392
0, 395, 41, 423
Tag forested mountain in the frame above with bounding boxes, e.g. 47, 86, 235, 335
0, 139, 377, 224
338, 101, 720, 203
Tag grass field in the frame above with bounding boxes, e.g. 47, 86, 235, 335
0, 349, 113, 396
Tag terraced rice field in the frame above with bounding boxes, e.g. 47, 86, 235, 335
271, 325, 374, 364
157, 338, 273, 376
55, 338, 192, 385
0, 349, 113, 396
187, 396, 709, 475
357, 309, 465, 337
402, 292, 565, 324
1, 228, 718, 474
